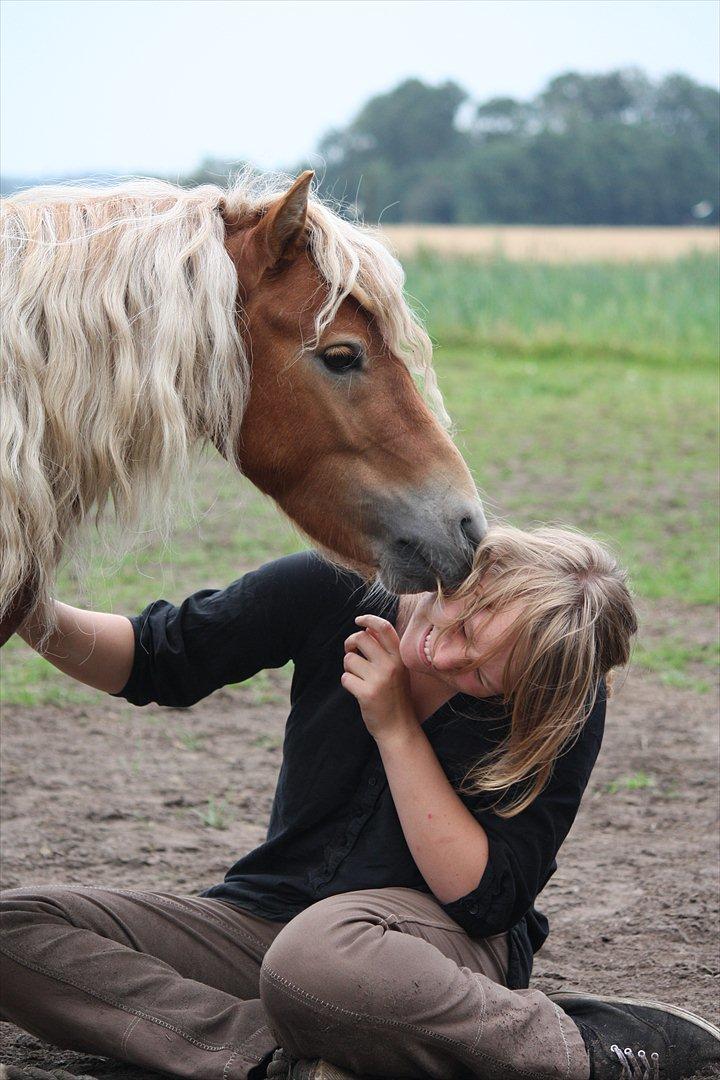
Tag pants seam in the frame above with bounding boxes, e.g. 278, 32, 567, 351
387, 915, 470, 935
261, 965, 540, 1079
469, 972, 487, 1054
224, 1024, 275, 1075
0, 939, 240, 1055
222, 1049, 240, 1080
121, 1014, 141, 1058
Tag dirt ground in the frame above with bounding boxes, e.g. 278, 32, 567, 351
1, 602, 718, 1079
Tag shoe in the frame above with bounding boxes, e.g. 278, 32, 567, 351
265, 1048, 361, 1079
550, 991, 720, 1079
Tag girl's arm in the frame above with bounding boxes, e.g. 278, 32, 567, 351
24, 553, 360, 711
20, 603, 135, 695
343, 615, 489, 904
375, 722, 490, 904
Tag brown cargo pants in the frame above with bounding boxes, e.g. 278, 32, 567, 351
0, 885, 589, 1080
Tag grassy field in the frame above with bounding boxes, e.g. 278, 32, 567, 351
1, 252, 717, 706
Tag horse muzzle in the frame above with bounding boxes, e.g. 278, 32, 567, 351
371, 486, 488, 594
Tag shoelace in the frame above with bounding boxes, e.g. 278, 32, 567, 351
611, 1044, 660, 1079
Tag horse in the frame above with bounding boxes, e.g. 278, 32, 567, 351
0, 170, 486, 646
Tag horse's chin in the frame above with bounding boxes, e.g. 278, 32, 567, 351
312, 544, 460, 597
375, 554, 440, 596
316, 552, 433, 596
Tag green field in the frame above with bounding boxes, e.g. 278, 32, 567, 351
2, 254, 718, 705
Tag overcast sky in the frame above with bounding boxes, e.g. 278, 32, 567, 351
1, 0, 718, 178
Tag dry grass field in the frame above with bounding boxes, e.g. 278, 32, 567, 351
380, 224, 720, 262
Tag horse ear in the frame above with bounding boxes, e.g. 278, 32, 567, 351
260, 170, 314, 265
226, 171, 314, 296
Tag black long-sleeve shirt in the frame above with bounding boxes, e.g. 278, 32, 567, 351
118, 551, 605, 989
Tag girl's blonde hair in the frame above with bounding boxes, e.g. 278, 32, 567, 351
439, 524, 638, 817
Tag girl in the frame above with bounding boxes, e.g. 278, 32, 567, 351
1, 526, 718, 1080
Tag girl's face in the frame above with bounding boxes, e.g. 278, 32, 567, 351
399, 592, 519, 699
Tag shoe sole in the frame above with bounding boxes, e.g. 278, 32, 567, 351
315, 1066, 361, 1080
549, 991, 720, 1041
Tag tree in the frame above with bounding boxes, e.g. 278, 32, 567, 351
472, 97, 534, 140
538, 69, 653, 128
653, 74, 720, 151
315, 79, 469, 218
304, 70, 720, 224
333, 78, 466, 168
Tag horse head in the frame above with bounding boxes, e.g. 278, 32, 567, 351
223, 172, 486, 593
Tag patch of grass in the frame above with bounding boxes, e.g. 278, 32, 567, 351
238, 669, 291, 706
194, 798, 231, 830
405, 253, 719, 366
0, 637, 103, 707
659, 672, 711, 693
128, 736, 144, 777
634, 638, 717, 694
438, 347, 717, 606
250, 733, 283, 750
174, 729, 205, 752
606, 771, 656, 795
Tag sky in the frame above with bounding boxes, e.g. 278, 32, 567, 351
1, 0, 718, 178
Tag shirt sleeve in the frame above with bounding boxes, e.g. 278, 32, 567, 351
439, 685, 606, 938
116, 551, 356, 708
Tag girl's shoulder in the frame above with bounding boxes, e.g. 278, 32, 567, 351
265, 550, 394, 615
265, 551, 398, 656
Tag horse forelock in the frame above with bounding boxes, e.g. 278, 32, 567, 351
221, 172, 448, 426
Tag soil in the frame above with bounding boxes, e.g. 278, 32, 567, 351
1, 603, 718, 1079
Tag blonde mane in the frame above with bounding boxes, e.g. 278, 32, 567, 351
0, 173, 445, 629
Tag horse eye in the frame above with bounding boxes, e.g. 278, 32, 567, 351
319, 344, 364, 373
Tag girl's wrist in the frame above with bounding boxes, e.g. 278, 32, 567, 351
374, 711, 423, 754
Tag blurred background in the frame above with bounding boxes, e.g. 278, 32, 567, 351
2, 8, 719, 1062
2, 0, 719, 226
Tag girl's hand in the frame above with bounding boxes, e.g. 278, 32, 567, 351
342, 614, 419, 743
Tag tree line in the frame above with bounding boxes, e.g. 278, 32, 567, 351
190, 69, 719, 225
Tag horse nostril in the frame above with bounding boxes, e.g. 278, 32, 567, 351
460, 513, 485, 549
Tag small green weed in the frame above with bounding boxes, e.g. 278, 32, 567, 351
195, 798, 231, 830
240, 670, 289, 706
251, 733, 282, 750
175, 729, 205, 752
606, 771, 655, 795
129, 736, 144, 777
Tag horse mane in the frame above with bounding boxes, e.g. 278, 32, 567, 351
0, 172, 445, 629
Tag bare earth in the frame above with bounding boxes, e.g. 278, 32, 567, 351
379, 224, 720, 262
1, 603, 719, 1078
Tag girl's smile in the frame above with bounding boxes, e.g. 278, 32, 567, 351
399, 593, 518, 700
